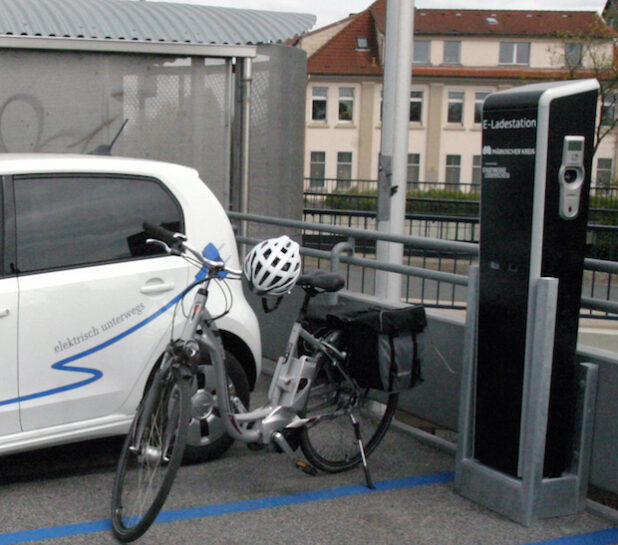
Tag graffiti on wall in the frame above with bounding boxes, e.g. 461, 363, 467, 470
0, 94, 118, 153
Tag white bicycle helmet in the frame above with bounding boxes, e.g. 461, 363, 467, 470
243, 236, 301, 296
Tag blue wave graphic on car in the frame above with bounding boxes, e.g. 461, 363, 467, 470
0, 292, 184, 408
0, 244, 227, 408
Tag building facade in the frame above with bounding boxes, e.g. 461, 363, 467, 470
296, 1, 617, 190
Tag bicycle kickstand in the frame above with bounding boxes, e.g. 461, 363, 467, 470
350, 414, 376, 490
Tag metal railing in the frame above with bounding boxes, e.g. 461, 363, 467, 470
304, 177, 618, 206
229, 211, 618, 316
303, 173, 618, 311
304, 177, 480, 195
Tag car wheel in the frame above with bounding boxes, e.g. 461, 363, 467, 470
183, 349, 250, 464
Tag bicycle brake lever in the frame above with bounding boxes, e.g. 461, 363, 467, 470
146, 238, 181, 256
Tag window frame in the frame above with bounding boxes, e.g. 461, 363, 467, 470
338, 87, 355, 123
472, 155, 482, 185
309, 151, 326, 189
565, 42, 583, 68
409, 90, 424, 123
10, 173, 184, 275
596, 157, 613, 186
499, 41, 530, 65
336, 151, 353, 190
356, 36, 369, 51
445, 154, 461, 185
447, 90, 465, 124
311, 86, 328, 123
443, 41, 461, 64
474, 91, 491, 124
601, 93, 616, 127
407, 153, 421, 189
413, 40, 431, 64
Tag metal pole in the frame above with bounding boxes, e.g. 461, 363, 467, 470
224, 59, 234, 210
240, 58, 252, 243
376, 0, 414, 303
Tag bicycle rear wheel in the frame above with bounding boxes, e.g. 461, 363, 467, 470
111, 368, 191, 542
299, 333, 398, 473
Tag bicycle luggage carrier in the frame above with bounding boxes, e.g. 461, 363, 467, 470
305, 302, 426, 392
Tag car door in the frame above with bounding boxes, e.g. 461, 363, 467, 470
12, 173, 189, 432
0, 277, 20, 435
0, 178, 20, 435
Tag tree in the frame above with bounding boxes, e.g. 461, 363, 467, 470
550, 19, 618, 157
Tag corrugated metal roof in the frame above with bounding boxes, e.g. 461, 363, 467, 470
0, 0, 316, 45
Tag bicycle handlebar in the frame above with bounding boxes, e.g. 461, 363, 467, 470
143, 222, 181, 249
143, 222, 242, 277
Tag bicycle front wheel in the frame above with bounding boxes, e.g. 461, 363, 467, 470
299, 341, 398, 473
111, 369, 191, 542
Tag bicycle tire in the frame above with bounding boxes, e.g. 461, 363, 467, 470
299, 331, 398, 473
111, 368, 191, 542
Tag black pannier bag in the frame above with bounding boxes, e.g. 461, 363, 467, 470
305, 301, 426, 392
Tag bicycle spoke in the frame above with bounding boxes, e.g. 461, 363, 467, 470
111, 374, 190, 542
300, 347, 398, 472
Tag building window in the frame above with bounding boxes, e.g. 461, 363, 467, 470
499, 42, 530, 65
601, 94, 616, 126
309, 151, 326, 188
472, 155, 482, 185
565, 42, 583, 68
447, 91, 465, 124
445, 155, 461, 185
407, 153, 421, 189
413, 40, 431, 64
338, 87, 355, 122
474, 92, 490, 124
356, 36, 369, 50
311, 87, 327, 122
336, 151, 353, 189
596, 158, 613, 186
409, 90, 423, 123
443, 41, 461, 64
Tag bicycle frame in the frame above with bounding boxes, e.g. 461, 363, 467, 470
141, 229, 357, 455
192, 288, 348, 448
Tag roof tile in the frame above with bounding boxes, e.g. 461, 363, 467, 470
307, 0, 614, 76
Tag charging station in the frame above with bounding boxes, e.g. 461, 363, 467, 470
455, 79, 600, 524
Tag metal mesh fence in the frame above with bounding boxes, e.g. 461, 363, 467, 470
0, 45, 306, 221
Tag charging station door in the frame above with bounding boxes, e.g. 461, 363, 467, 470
476, 81, 598, 478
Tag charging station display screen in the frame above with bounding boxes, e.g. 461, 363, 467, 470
568, 140, 583, 151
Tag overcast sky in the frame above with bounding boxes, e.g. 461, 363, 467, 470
142, 0, 608, 30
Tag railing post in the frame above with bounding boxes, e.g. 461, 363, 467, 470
329, 239, 354, 304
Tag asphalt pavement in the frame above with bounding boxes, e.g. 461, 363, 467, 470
0, 371, 616, 545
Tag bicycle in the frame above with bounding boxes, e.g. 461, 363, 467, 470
110, 224, 399, 542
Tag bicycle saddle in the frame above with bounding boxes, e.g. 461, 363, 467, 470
296, 270, 345, 293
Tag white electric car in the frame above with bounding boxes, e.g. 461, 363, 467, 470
0, 154, 261, 461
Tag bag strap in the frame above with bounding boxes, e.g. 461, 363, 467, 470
262, 296, 284, 314
388, 334, 396, 391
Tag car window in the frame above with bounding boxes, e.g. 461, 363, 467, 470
13, 174, 183, 273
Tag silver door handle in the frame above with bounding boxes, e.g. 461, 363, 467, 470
0, 308, 9, 318
140, 282, 175, 295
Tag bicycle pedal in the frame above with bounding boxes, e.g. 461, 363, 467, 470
295, 460, 318, 476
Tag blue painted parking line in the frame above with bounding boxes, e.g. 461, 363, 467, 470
0, 472, 453, 544
522, 528, 618, 545
156, 471, 454, 524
